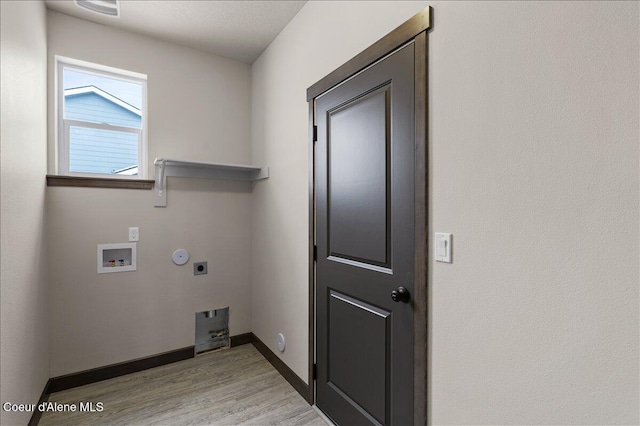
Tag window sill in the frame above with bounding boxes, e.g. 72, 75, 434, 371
46, 175, 154, 190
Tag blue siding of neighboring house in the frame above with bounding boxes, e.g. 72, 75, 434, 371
65, 92, 141, 128
65, 92, 141, 175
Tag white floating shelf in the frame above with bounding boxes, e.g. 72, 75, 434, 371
154, 158, 269, 207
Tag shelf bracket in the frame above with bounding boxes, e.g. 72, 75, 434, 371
154, 159, 167, 207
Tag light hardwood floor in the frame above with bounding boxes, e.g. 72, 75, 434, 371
39, 344, 328, 426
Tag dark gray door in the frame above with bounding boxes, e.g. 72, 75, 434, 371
315, 42, 415, 426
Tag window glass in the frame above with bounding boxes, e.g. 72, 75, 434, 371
58, 61, 145, 177
69, 126, 139, 175
64, 68, 142, 117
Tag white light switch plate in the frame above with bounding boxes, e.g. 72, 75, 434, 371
435, 233, 452, 263
129, 227, 139, 242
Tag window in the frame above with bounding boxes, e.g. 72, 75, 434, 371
56, 57, 147, 179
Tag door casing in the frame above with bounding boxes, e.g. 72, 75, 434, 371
307, 7, 431, 425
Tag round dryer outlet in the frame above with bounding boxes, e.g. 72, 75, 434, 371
276, 333, 286, 352
172, 249, 189, 265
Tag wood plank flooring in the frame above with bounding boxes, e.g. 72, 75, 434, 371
39, 344, 328, 426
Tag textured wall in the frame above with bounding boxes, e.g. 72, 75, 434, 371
428, 2, 638, 423
251, 1, 639, 424
0, 1, 50, 425
46, 11, 253, 376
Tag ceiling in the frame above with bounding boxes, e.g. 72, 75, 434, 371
44, 0, 307, 64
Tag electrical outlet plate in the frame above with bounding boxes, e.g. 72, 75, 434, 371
194, 262, 208, 275
128, 227, 139, 242
435, 233, 452, 263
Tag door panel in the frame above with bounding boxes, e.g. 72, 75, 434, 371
316, 42, 415, 426
328, 291, 390, 424
328, 86, 390, 268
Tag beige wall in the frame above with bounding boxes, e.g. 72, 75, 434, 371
46, 11, 253, 376
251, 1, 639, 424
0, 1, 50, 425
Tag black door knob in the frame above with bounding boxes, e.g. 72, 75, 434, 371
391, 286, 410, 303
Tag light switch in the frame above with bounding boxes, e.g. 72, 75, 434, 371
437, 239, 447, 257
435, 233, 452, 263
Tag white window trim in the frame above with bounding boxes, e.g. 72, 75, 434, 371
55, 56, 148, 179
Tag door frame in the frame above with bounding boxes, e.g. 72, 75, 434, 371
306, 7, 432, 425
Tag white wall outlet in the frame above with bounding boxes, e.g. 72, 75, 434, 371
128, 227, 139, 242
435, 233, 452, 263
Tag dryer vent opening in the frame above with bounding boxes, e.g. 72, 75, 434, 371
195, 307, 229, 354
